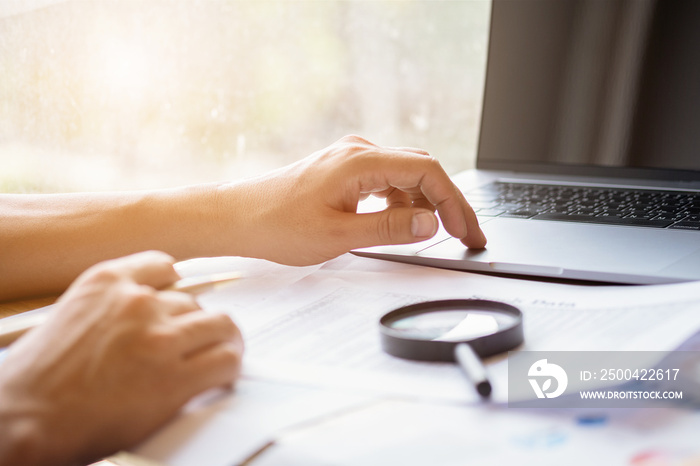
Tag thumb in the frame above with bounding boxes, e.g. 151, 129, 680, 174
98, 251, 179, 289
348, 208, 439, 248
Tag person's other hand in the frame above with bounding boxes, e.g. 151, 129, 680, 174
0, 251, 243, 466
221, 134, 486, 265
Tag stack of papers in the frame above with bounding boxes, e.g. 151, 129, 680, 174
129, 254, 700, 465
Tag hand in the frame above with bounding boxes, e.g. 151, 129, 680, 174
0, 251, 243, 466
220, 134, 487, 265
0, 134, 486, 300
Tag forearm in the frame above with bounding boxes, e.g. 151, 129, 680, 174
0, 183, 252, 300
0, 136, 486, 300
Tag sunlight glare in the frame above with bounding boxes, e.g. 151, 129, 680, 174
92, 39, 153, 99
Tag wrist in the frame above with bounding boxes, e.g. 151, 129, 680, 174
0, 373, 90, 466
0, 405, 50, 466
136, 182, 240, 259
212, 179, 264, 259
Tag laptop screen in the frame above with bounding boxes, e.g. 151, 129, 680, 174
477, 0, 700, 181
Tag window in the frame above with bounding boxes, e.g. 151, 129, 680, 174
0, 0, 490, 192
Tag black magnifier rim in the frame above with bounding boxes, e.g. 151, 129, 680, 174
379, 299, 523, 362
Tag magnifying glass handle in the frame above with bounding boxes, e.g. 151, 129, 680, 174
455, 343, 492, 398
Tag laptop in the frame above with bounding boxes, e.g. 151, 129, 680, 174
354, 0, 700, 285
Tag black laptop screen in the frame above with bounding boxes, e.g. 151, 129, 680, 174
477, 0, 700, 181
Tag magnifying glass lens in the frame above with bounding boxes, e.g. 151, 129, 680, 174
380, 300, 524, 398
387, 309, 516, 342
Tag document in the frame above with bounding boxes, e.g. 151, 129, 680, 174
218, 254, 700, 403
250, 398, 700, 466
133, 254, 700, 464
134, 378, 375, 466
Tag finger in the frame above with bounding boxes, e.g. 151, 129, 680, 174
378, 186, 435, 211
157, 290, 200, 316
103, 251, 180, 289
362, 186, 408, 206
182, 341, 244, 393
339, 134, 377, 147
359, 151, 486, 247
366, 186, 393, 200
453, 187, 487, 249
176, 311, 240, 356
436, 194, 486, 248
410, 195, 436, 212
387, 146, 431, 156
401, 188, 437, 212
385, 188, 413, 209
341, 207, 439, 247
352, 152, 467, 234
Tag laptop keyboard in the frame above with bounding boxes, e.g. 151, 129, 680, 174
466, 182, 700, 230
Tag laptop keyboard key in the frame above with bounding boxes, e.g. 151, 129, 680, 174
467, 182, 700, 230
669, 222, 700, 231
476, 209, 506, 217
532, 213, 674, 228
501, 210, 539, 219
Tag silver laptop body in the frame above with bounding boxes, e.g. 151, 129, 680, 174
355, 0, 700, 285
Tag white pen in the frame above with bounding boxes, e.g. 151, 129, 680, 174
0, 271, 242, 348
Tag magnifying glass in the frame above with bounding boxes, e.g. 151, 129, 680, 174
379, 299, 524, 398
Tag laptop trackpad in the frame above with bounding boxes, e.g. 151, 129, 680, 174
417, 218, 694, 277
